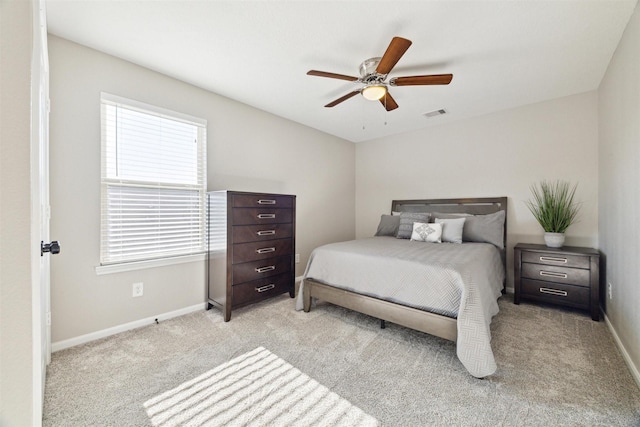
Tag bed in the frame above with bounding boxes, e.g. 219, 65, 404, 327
296, 197, 507, 378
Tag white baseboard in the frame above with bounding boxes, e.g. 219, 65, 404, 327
51, 303, 206, 353
603, 310, 640, 390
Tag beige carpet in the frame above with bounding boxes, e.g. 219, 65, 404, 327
44, 294, 640, 426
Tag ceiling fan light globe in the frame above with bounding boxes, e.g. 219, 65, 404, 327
362, 85, 387, 101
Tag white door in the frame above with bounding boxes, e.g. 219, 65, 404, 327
31, 0, 52, 419
37, 10, 51, 369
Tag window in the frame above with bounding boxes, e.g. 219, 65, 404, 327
100, 93, 207, 265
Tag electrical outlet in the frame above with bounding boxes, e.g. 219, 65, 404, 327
295, 253, 300, 264
608, 282, 613, 300
132, 282, 144, 297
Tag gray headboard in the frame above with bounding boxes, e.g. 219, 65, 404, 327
391, 197, 508, 291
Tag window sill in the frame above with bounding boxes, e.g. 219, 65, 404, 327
95, 253, 206, 275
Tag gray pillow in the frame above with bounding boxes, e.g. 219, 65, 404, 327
432, 210, 505, 249
463, 210, 505, 249
396, 212, 430, 239
375, 214, 401, 237
435, 217, 466, 244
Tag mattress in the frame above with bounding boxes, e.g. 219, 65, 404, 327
296, 236, 505, 377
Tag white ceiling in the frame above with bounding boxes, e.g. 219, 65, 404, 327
46, 0, 637, 143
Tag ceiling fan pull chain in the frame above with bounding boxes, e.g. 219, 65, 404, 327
384, 96, 388, 125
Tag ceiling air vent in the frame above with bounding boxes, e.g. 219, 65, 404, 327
424, 109, 447, 118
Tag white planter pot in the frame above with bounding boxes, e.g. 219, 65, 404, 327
544, 232, 565, 248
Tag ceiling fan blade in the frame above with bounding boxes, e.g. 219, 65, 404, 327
379, 92, 399, 111
307, 70, 359, 82
390, 74, 453, 86
376, 37, 412, 75
325, 90, 360, 108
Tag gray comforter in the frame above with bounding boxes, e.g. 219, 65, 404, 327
295, 236, 504, 377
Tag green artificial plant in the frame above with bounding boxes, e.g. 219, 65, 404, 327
525, 180, 581, 233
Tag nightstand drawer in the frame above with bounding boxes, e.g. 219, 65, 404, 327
521, 251, 590, 269
520, 278, 589, 309
521, 262, 589, 287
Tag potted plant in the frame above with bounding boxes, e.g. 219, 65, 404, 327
525, 180, 581, 248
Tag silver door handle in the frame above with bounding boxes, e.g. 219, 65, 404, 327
257, 214, 276, 219
255, 265, 275, 273
256, 230, 275, 236
258, 199, 276, 205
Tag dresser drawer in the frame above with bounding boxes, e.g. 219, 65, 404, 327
232, 223, 293, 244
521, 251, 590, 269
232, 208, 293, 225
232, 274, 292, 308
232, 239, 293, 264
520, 278, 589, 309
521, 262, 589, 287
232, 255, 292, 285
233, 194, 294, 209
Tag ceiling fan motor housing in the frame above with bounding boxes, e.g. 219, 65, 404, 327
359, 57, 386, 83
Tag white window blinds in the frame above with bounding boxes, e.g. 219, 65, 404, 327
100, 93, 207, 265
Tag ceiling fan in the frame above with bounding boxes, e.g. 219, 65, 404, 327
307, 36, 453, 111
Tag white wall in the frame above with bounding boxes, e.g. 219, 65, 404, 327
0, 1, 36, 425
356, 91, 599, 288
598, 3, 640, 380
48, 36, 355, 343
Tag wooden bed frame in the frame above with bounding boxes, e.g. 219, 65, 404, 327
302, 197, 508, 343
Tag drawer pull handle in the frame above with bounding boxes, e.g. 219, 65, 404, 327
256, 247, 276, 254
257, 230, 276, 236
257, 214, 276, 219
539, 287, 568, 297
540, 270, 568, 279
256, 284, 276, 293
255, 265, 276, 273
258, 199, 276, 205
540, 256, 568, 264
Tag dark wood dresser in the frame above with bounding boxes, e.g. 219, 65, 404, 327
207, 191, 295, 321
514, 243, 600, 321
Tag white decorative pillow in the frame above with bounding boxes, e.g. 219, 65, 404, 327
410, 222, 442, 243
435, 217, 466, 244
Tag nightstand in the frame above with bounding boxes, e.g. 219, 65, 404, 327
514, 243, 600, 321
